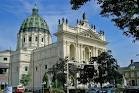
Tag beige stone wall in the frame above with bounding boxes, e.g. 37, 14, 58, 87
17, 31, 52, 50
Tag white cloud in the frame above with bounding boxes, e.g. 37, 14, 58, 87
19, 0, 33, 14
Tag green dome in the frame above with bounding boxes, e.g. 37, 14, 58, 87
20, 7, 48, 31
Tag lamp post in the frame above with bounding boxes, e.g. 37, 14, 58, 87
67, 61, 69, 93
67, 61, 76, 93
67, 60, 95, 93
67, 61, 79, 93
42, 82, 46, 93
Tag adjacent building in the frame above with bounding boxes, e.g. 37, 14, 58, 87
120, 60, 139, 87
0, 50, 11, 90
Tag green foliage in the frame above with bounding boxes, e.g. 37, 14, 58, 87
20, 74, 31, 86
78, 51, 123, 88
78, 65, 96, 84
70, 0, 90, 9
69, 63, 78, 77
42, 72, 48, 88
51, 88, 65, 93
50, 57, 68, 89
94, 51, 123, 87
70, 0, 139, 41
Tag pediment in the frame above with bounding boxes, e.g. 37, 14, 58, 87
79, 29, 102, 41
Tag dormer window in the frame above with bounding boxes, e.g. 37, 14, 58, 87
130, 65, 135, 70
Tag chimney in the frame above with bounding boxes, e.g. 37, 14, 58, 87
131, 59, 133, 64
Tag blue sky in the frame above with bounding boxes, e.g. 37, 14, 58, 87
0, 0, 139, 66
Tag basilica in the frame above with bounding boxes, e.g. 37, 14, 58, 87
0, 5, 107, 89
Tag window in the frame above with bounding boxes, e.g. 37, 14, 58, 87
3, 58, 7, 61
36, 67, 37, 71
137, 71, 139, 77
125, 72, 129, 78
42, 38, 44, 42
0, 68, 7, 74
45, 65, 47, 69
35, 37, 38, 41
137, 79, 139, 86
29, 36, 32, 42
23, 37, 25, 42
131, 72, 135, 77
25, 66, 28, 71
17, 67, 19, 71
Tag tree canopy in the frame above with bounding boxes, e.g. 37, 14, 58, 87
42, 72, 48, 88
78, 51, 123, 87
20, 74, 31, 86
49, 57, 68, 89
70, 0, 139, 41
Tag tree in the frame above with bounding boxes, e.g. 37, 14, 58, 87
42, 72, 48, 88
20, 74, 31, 86
94, 51, 123, 88
78, 64, 96, 85
49, 57, 68, 89
78, 51, 123, 88
68, 63, 78, 86
70, 0, 139, 41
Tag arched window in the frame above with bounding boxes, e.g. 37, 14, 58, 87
85, 47, 89, 61
25, 66, 28, 71
70, 44, 76, 60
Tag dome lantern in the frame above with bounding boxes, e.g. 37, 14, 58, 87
32, 4, 39, 16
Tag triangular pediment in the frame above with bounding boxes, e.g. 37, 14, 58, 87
78, 29, 102, 41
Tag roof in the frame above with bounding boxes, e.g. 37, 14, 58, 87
120, 62, 139, 71
0, 50, 11, 53
20, 7, 49, 31
128, 62, 139, 68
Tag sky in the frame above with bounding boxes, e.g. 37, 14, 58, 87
0, 0, 139, 67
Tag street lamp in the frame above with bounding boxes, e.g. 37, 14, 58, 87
67, 61, 78, 93
42, 82, 46, 93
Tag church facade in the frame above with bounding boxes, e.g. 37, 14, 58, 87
0, 6, 107, 89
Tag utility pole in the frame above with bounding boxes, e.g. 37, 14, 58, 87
32, 50, 34, 93
10, 48, 12, 86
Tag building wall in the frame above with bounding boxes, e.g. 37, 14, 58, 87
0, 51, 11, 86
10, 49, 32, 87
121, 66, 139, 87
31, 43, 59, 88
0, 51, 11, 64
56, 21, 106, 62
32, 19, 107, 88
17, 30, 52, 50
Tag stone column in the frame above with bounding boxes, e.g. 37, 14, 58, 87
95, 47, 98, 57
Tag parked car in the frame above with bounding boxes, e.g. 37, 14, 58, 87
86, 87, 101, 93
123, 88, 139, 93
15, 85, 25, 93
102, 84, 115, 93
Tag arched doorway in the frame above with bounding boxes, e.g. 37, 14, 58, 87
131, 80, 136, 86
70, 44, 76, 60
85, 47, 89, 61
